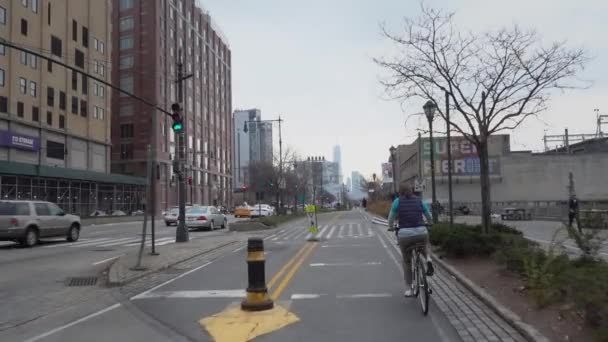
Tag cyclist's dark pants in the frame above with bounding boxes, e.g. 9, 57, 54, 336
397, 227, 430, 286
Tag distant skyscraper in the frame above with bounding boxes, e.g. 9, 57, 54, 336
233, 109, 260, 189
333, 145, 342, 185
346, 177, 352, 192
350, 171, 366, 200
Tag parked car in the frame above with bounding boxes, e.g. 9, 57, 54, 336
457, 205, 471, 215
111, 210, 127, 216
0, 201, 81, 247
500, 208, 532, 221
185, 206, 227, 230
90, 210, 107, 217
251, 204, 273, 218
234, 206, 251, 218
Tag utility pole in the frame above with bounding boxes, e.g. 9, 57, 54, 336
175, 50, 191, 243
445, 91, 454, 226
278, 116, 283, 213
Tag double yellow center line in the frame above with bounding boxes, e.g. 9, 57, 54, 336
266, 212, 344, 301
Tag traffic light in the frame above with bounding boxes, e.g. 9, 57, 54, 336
170, 103, 184, 132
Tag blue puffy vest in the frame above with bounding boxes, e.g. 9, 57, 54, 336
398, 195, 424, 228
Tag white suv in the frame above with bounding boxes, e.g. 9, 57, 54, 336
0, 201, 81, 247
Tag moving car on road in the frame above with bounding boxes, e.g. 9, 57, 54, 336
0, 201, 81, 247
185, 206, 227, 230
251, 204, 274, 218
234, 206, 251, 218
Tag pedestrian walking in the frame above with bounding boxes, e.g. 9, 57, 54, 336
568, 194, 581, 233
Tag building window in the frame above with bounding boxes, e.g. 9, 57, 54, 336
59, 114, 65, 129
120, 17, 134, 31
99, 63, 105, 76
120, 0, 134, 10
47, 3, 51, 25
30, 81, 37, 97
22, 0, 28, 7
17, 102, 24, 117
119, 36, 133, 50
0, 96, 7, 113
93, 38, 98, 51
81, 74, 88, 95
0, 6, 6, 25
47, 87, 54, 106
20, 51, 27, 65
46, 111, 52, 125
0, 68, 4, 87
0, 43, 5, 55
94, 106, 104, 120
31, 0, 38, 13
47, 60, 52, 72
120, 103, 133, 116
120, 143, 133, 159
72, 70, 77, 90
21, 19, 28, 36
99, 85, 105, 98
80, 100, 87, 117
51, 36, 62, 56
82, 27, 89, 47
119, 55, 134, 69
99, 41, 105, 54
32, 106, 39, 122
29, 54, 37, 69
72, 20, 77, 41
59, 91, 66, 110
71, 96, 78, 114
120, 75, 133, 93
75, 49, 84, 68
120, 124, 134, 138
46, 141, 65, 160
19, 78, 27, 94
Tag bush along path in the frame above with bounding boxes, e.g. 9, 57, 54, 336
430, 222, 608, 341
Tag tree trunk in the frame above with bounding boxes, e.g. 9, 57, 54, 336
478, 140, 492, 234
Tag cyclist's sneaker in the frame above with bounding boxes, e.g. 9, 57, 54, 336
403, 289, 415, 297
426, 261, 435, 276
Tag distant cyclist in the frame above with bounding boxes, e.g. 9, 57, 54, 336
388, 184, 434, 297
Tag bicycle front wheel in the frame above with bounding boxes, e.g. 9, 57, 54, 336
417, 257, 429, 315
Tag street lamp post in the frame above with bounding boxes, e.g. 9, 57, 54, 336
423, 100, 438, 224
445, 91, 454, 226
389, 146, 397, 196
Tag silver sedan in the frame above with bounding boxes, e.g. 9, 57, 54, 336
185, 206, 227, 231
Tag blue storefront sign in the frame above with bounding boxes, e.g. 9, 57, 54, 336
0, 130, 40, 151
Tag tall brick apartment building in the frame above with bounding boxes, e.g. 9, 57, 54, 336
111, 0, 232, 212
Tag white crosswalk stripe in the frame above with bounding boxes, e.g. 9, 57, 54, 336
40, 235, 181, 249
43, 238, 114, 248
267, 223, 379, 242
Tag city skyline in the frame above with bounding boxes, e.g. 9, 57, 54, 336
201, 0, 608, 178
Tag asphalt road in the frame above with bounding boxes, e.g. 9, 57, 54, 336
33, 210, 462, 342
455, 215, 608, 258
0, 216, 241, 338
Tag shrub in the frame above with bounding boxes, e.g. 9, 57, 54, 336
439, 227, 497, 258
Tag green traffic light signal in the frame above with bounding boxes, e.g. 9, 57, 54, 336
172, 122, 183, 131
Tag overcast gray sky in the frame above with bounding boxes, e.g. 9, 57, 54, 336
202, 0, 608, 179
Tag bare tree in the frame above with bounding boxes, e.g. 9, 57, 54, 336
375, 6, 588, 232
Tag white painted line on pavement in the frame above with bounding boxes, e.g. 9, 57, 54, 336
356, 224, 363, 236
348, 224, 354, 236
326, 225, 337, 239
316, 226, 329, 239
92, 255, 124, 266
291, 294, 322, 299
321, 244, 364, 248
133, 289, 246, 300
526, 236, 608, 257
232, 245, 245, 253
293, 228, 308, 239
42, 238, 109, 248
336, 293, 392, 299
130, 261, 213, 300
338, 225, 345, 238
95, 237, 140, 247
23, 303, 121, 342
309, 262, 381, 267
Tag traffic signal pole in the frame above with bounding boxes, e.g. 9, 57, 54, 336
174, 51, 192, 243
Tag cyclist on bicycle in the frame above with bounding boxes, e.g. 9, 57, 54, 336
388, 184, 434, 297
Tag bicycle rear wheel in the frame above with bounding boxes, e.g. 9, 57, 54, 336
417, 256, 429, 315
411, 251, 420, 297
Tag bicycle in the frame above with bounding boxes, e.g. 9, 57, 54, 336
392, 225, 432, 316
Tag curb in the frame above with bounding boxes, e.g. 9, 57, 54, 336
432, 255, 550, 342
107, 240, 241, 286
